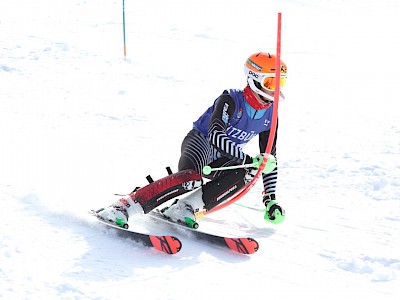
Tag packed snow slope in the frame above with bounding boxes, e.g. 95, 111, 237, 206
1, 0, 399, 299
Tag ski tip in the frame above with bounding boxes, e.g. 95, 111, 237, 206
149, 235, 182, 254
224, 237, 259, 255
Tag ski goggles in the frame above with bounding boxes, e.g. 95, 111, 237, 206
258, 73, 287, 91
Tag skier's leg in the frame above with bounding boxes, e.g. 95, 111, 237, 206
178, 129, 243, 180
134, 169, 202, 213
161, 130, 211, 223
98, 130, 208, 225
178, 129, 214, 175
164, 129, 258, 223
97, 169, 203, 224
201, 166, 256, 210
163, 166, 256, 223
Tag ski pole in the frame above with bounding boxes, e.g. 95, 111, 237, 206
234, 202, 266, 212
202, 154, 277, 175
202, 164, 254, 175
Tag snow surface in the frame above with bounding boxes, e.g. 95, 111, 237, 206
1, 0, 400, 299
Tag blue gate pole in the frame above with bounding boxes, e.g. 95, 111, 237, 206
123, 0, 127, 59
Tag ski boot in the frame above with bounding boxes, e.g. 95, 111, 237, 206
96, 195, 144, 229
162, 188, 205, 229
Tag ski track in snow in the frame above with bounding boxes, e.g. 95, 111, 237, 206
1, 0, 400, 299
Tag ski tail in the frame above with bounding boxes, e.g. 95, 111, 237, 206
89, 210, 182, 255
224, 237, 259, 254
149, 235, 182, 254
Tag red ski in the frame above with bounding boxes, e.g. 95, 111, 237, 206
148, 210, 259, 255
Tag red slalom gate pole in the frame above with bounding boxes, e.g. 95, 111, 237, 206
203, 12, 283, 216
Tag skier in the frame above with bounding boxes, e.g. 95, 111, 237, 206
96, 52, 286, 227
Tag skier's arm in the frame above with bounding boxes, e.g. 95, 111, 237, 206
258, 124, 284, 224
259, 121, 278, 195
258, 119, 278, 156
207, 91, 251, 164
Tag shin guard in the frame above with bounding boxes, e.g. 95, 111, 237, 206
133, 169, 202, 214
202, 168, 247, 211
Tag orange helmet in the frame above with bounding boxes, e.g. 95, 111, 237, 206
244, 52, 287, 102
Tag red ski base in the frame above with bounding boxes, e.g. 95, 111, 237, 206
149, 235, 182, 254
224, 237, 259, 254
